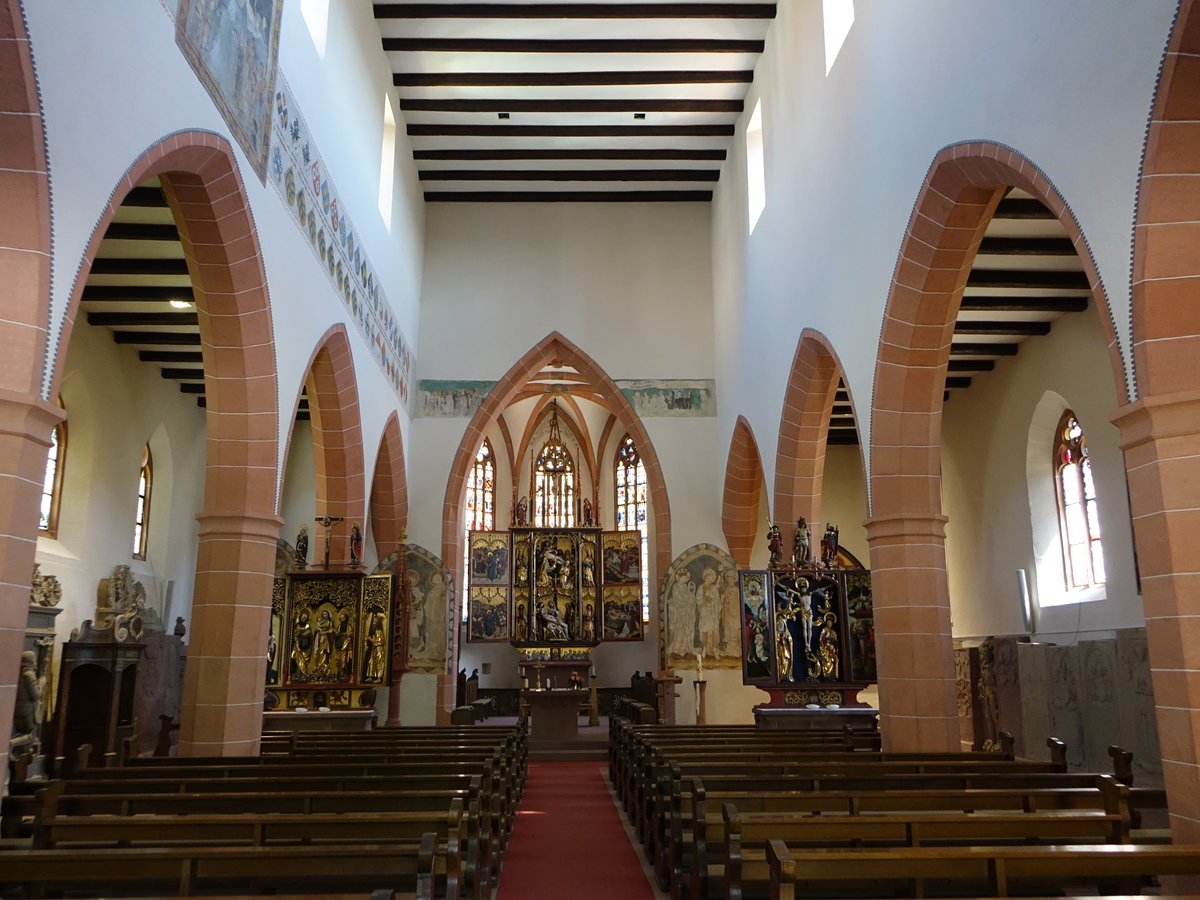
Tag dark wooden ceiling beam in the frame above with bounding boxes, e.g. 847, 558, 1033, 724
89, 258, 191, 276
945, 376, 973, 389
383, 37, 764, 52
409, 123, 733, 136
953, 320, 1051, 336
950, 342, 1020, 356
948, 359, 996, 372
425, 190, 712, 201
966, 269, 1090, 290
88, 312, 199, 327
84, 285, 194, 302
102, 223, 181, 242
419, 168, 719, 181
139, 350, 203, 363
992, 197, 1055, 219
401, 97, 742, 113
121, 186, 168, 207
375, 4, 776, 18
114, 331, 201, 346
159, 368, 205, 380
827, 431, 859, 446
414, 148, 726, 160
977, 236, 1076, 255
832, 405, 853, 416
960, 296, 1088, 312
395, 70, 754, 86
180, 383, 206, 394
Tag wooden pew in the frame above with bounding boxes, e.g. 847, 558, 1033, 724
766, 841, 1200, 900
0, 840, 444, 900
669, 774, 1131, 900
718, 802, 1129, 900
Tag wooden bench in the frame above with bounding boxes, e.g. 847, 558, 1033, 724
666, 774, 1131, 900
0, 841, 445, 900
766, 841, 1200, 900
717, 802, 1129, 900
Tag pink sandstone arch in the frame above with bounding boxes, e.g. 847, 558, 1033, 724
48, 131, 282, 755
1114, 0, 1200, 841
0, 0, 62, 779
869, 141, 1125, 752
441, 332, 672, 720
721, 415, 768, 567
369, 412, 408, 561
513, 393, 599, 499
289, 325, 367, 564
773, 330, 862, 558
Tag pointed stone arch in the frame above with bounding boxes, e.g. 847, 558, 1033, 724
295, 324, 367, 563
721, 416, 767, 567
0, 0, 63, 775
868, 141, 1123, 752
443, 331, 672, 603
369, 412, 408, 561
46, 131, 281, 755
1113, 0, 1200, 841
773, 330, 861, 554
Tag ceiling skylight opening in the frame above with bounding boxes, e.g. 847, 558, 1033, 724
378, 93, 396, 230
823, 0, 855, 76
746, 100, 765, 234
300, 0, 330, 59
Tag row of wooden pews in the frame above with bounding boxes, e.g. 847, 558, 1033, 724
0, 723, 527, 900
610, 718, 1187, 900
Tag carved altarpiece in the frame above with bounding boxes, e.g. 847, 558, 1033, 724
267, 571, 394, 710
739, 551, 876, 712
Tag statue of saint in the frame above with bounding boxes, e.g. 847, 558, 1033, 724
11, 651, 44, 754
767, 524, 783, 566
793, 518, 810, 566
295, 524, 309, 568
349, 522, 364, 568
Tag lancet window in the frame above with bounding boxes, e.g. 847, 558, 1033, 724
1054, 410, 1105, 589
40, 405, 66, 537
615, 434, 650, 622
533, 402, 575, 528
133, 444, 152, 560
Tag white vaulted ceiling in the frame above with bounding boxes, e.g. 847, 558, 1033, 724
372, 2, 777, 201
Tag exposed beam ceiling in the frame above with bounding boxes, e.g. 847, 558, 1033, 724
373, 1, 775, 201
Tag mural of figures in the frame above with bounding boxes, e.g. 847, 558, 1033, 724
719, 568, 742, 655
661, 543, 741, 668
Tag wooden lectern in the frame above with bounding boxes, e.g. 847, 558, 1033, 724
654, 670, 683, 725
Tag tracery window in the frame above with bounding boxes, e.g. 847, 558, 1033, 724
1054, 411, 1105, 589
133, 444, 152, 560
615, 434, 650, 622
40, 405, 66, 537
466, 439, 495, 532
533, 402, 575, 528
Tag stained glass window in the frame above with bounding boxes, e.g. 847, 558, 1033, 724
40, 412, 66, 537
615, 434, 650, 622
533, 402, 575, 528
466, 439, 495, 532
133, 444, 152, 560
1054, 411, 1105, 589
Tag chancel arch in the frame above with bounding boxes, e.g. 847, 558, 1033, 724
1114, 0, 1200, 840
721, 415, 768, 568
868, 141, 1126, 754
47, 131, 282, 755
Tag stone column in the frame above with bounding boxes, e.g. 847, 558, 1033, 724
864, 512, 958, 751
177, 511, 282, 756
0, 394, 63, 789
1113, 391, 1200, 841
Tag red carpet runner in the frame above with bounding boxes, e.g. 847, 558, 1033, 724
496, 761, 658, 900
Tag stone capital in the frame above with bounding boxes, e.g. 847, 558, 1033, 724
0, 391, 65, 444
195, 511, 285, 540
1112, 390, 1200, 450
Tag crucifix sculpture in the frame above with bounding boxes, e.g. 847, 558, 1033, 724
315, 515, 345, 569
